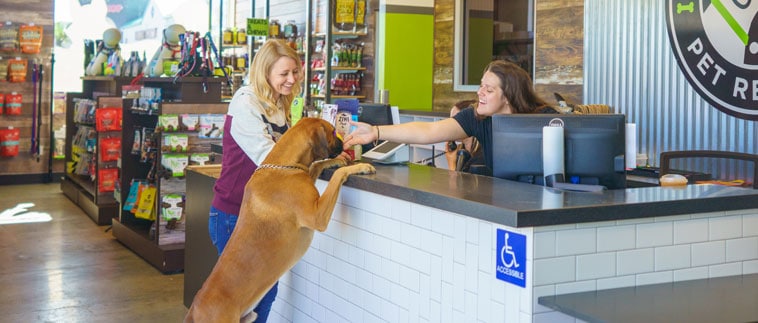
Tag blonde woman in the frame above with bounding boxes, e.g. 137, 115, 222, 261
208, 39, 302, 322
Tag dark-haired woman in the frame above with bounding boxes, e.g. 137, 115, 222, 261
344, 60, 557, 173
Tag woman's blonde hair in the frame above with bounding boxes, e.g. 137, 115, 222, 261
248, 39, 303, 122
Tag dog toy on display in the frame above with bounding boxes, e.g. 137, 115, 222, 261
145, 24, 186, 77
85, 28, 122, 76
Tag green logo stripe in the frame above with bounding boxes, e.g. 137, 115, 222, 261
711, 0, 748, 45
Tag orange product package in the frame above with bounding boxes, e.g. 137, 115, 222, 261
7, 58, 27, 83
5, 92, 22, 115
0, 127, 20, 157
19, 24, 43, 54
95, 107, 122, 132
0, 93, 4, 115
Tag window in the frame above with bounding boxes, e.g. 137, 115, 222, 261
454, 0, 534, 91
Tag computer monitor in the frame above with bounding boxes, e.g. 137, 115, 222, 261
492, 114, 627, 190
358, 103, 393, 126
357, 103, 394, 151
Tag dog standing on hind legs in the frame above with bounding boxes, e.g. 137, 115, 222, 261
185, 118, 375, 322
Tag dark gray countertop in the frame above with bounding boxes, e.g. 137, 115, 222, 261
326, 163, 758, 227
538, 273, 758, 323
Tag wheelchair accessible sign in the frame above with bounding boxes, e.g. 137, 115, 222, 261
496, 228, 526, 287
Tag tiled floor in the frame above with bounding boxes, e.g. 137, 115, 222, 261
0, 183, 188, 322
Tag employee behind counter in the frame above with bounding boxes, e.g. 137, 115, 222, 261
343, 59, 558, 175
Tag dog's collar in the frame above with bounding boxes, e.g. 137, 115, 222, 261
256, 163, 308, 172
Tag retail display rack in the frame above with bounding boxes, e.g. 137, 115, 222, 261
111, 77, 226, 273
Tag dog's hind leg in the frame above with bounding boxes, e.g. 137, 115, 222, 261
240, 309, 257, 323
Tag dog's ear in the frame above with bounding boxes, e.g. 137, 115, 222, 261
312, 123, 331, 160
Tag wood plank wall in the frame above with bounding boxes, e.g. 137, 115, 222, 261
0, 1, 62, 179
433, 0, 585, 112
534, 0, 584, 106
433, 0, 459, 113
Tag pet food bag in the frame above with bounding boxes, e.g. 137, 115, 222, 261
122, 180, 143, 212
158, 114, 180, 132
5, 92, 21, 115
98, 168, 119, 193
161, 193, 185, 222
162, 134, 188, 152
0, 60, 8, 82
189, 153, 211, 166
99, 137, 121, 162
179, 114, 199, 131
95, 107, 122, 132
0, 127, 20, 157
0, 23, 18, 52
161, 154, 189, 177
198, 114, 225, 138
19, 24, 43, 54
134, 185, 157, 221
7, 58, 27, 83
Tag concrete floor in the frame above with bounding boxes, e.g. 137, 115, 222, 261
0, 183, 188, 322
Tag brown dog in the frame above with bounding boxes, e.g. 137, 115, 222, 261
185, 118, 375, 323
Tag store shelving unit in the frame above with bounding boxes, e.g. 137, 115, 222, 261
306, 0, 373, 106
61, 76, 132, 225
111, 77, 226, 273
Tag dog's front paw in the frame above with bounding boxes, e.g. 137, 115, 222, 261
329, 157, 349, 169
345, 163, 376, 175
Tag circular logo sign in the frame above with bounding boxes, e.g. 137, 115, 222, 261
665, 1, 758, 120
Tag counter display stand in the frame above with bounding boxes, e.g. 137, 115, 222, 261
61, 76, 132, 225
111, 77, 226, 273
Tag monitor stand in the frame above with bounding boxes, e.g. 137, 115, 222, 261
545, 174, 606, 192
551, 182, 607, 192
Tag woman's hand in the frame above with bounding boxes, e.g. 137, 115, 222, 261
342, 121, 376, 150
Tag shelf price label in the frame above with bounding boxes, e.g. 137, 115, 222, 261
247, 18, 269, 37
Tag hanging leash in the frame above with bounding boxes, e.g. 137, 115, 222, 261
200, 36, 209, 93
31, 62, 38, 158
175, 31, 200, 79
172, 32, 190, 81
204, 31, 232, 87
36, 63, 43, 162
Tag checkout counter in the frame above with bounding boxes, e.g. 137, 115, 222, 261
184, 162, 758, 322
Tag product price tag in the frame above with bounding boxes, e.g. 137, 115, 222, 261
248, 18, 269, 36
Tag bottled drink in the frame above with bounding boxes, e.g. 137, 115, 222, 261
223, 28, 234, 45
269, 20, 281, 38
236, 29, 247, 45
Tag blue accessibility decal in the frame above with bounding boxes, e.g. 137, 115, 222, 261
495, 228, 526, 287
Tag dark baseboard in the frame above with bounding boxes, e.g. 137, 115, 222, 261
0, 173, 64, 185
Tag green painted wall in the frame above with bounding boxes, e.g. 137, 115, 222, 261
467, 17, 493, 85
380, 12, 434, 111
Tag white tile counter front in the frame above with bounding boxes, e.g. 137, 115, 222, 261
269, 173, 758, 322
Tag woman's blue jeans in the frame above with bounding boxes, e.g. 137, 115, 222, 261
208, 206, 278, 322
